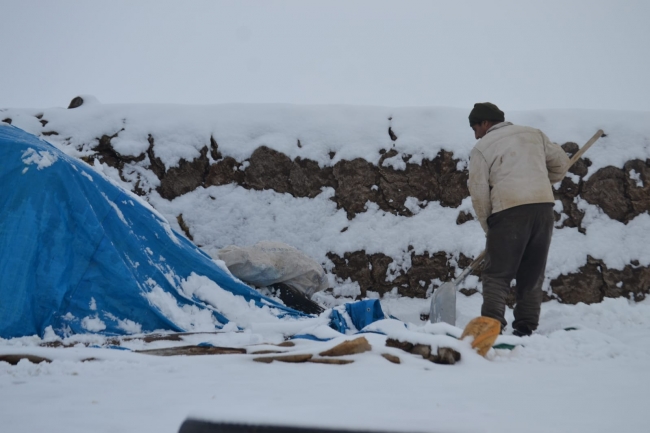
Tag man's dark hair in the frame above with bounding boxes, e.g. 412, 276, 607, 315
469, 102, 505, 126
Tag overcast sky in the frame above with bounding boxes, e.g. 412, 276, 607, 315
1, 0, 648, 111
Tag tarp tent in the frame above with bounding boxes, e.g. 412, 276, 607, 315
0, 125, 303, 339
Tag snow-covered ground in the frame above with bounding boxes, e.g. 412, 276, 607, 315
2, 102, 650, 432
2, 295, 649, 433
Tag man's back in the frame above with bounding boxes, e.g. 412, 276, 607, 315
469, 122, 568, 229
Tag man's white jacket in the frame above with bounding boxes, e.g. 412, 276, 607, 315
468, 122, 569, 233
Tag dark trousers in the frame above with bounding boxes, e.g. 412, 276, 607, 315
481, 203, 554, 332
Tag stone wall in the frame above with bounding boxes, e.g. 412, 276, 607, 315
92, 131, 650, 306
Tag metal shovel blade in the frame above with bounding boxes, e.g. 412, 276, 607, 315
429, 279, 457, 325
430, 250, 485, 325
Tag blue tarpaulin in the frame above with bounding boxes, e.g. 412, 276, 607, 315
327, 299, 386, 334
0, 125, 304, 339
345, 299, 385, 331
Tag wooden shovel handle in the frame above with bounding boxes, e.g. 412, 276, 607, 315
468, 250, 486, 272
567, 129, 605, 170
451, 249, 486, 285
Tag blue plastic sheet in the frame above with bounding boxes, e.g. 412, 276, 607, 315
290, 334, 335, 342
328, 309, 350, 334
327, 299, 386, 334
0, 125, 303, 338
345, 299, 385, 331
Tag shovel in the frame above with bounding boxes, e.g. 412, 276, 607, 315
429, 250, 485, 325
429, 129, 605, 325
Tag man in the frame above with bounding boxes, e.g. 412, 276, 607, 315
467, 102, 569, 336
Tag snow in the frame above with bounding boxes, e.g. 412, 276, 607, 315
629, 169, 643, 187
100, 192, 128, 225
20, 147, 58, 170
80, 316, 106, 333
3, 103, 650, 280
108, 315, 142, 335
6, 103, 650, 176
2, 102, 650, 432
143, 284, 220, 332
2, 296, 649, 433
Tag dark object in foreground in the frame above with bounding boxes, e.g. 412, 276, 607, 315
179, 419, 420, 433
68, 96, 84, 109
0, 354, 52, 365
271, 283, 324, 315
385, 338, 461, 365
136, 345, 246, 356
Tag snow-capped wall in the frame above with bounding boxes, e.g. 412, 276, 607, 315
3, 97, 650, 306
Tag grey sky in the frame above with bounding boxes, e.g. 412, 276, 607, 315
1, 0, 648, 111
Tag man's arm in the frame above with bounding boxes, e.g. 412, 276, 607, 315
468, 148, 492, 233
541, 132, 570, 183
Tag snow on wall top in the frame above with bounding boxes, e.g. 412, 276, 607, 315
3, 101, 649, 178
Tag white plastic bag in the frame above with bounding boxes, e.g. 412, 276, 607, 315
213, 241, 328, 297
